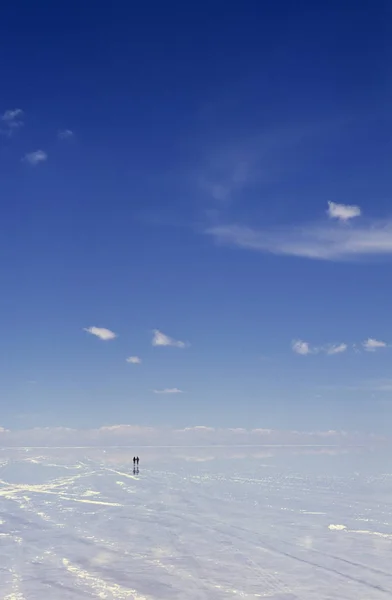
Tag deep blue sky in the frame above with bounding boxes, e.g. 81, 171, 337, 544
1, 1, 392, 434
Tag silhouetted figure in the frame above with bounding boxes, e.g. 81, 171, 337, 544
136, 456, 139, 465
133, 456, 136, 466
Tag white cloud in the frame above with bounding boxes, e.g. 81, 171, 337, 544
153, 388, 183, 394
326, 343, 347, 355
1, 108, 24, 135
327, 201, 361, 222
84, 326, 117, 341
362, 338, 387, 352
292, 340, 313, 355
152, 329, 187, 348
126, 356, 141, 364
205, 204, 392, 261
58, 129, 74, 140
23, 150, 47, 166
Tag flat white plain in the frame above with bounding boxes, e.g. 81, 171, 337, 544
0, 446, 391, 599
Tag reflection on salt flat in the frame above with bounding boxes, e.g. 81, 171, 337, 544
0, 442, 369, 467
0, 445, 391, 599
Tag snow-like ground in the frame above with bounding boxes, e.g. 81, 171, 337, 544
0, 446, 392, 599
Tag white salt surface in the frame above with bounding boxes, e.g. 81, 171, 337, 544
0, 445, 391, 599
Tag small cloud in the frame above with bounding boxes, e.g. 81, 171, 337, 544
362, 338, 387, 352
152, 329, 187, 348
293, 340, 349, 356
1, 108, 24, 135
126, 356, 141, 364
153, 388, 183, 394
326, 343, 347, 355
84, 326, 117, 341
23, 150, 47, 166
58, 129, 74, 140
292, 340, 313, 355
327, 201, 361, 222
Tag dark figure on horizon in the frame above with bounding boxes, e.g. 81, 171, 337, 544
136, 456, 139, 465
133, 456, 136, 466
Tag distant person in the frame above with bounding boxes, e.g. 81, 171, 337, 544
136, 456, 139, 465
133, 456, 136, 466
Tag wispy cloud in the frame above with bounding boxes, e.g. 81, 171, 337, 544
152, 329, 188, 348
367, 379, 392, 392
206, 203, 392, 261
200, 161, 250, 203
84, 326, 117, 341
362, 338, 387, 352
1, 108, 24, 135
23, 150, 48, 166
343, 378, 392, 393
58, 129, 74, 140
292, 340, 348, 356
2, 108, 23, 122
126, 356, 141, 364
198, 122, 327, 206
153, 388, 183, 394
327, 201, 361, 222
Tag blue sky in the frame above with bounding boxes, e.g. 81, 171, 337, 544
1, 1, 392, 436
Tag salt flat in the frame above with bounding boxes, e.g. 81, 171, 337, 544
0, 446, 391, 599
